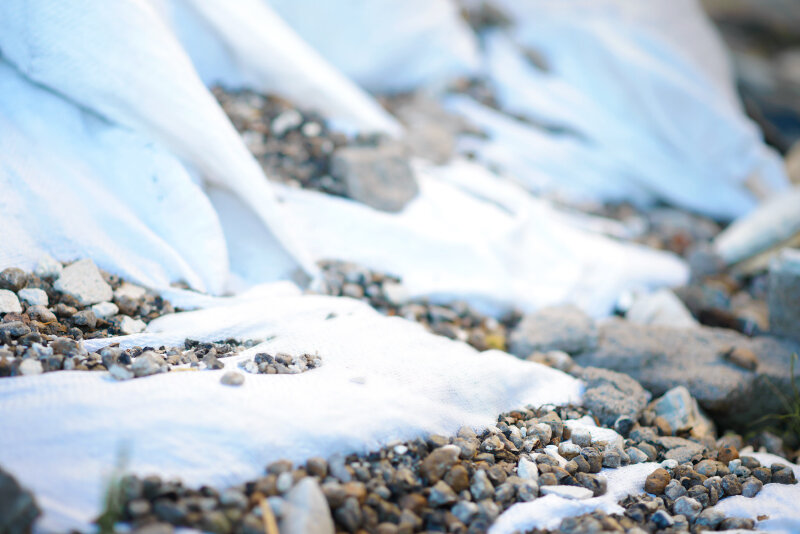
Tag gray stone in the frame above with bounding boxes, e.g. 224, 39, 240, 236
574, 318, 800, 429
742, 476, 763, 497
26, 305, 56, 324
54, 259, 113, 306
540, 485, 593, 500
0, 321, 31, 337
131, 352, 166, 378
0, 268, 27, 292
768, 248, 800, 341
664, 479, 687, 500
558, 442, 581, 460
651, 510, 674, 529
649, 386, 714, 439
625, 447, 649, 464
0, 289, 22, 314
451, 501, 478, 523
695, 508, 724, 529
579, 367, 650, 427
115, 282, 147, 301
428, 480, 458, 507
279, 478, 334, 534
220, 372, 245, 386
470, 469, 494, 500
672, 496, 702, 521
17, 288, 48, 307
330, 142, 418, 213
509, 305, 597, 356
0, 467, 40, 534
575, 472, 607, 497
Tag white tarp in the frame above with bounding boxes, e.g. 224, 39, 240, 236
450, 1, 788, 219
273, 160, 688, 317
0, 288, 583, 532
1, 1, 799, 532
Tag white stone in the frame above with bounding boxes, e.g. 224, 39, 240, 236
118, 316, 146, 335
19, 358, 43, 376
382, 282, 409, 306
540, 485, 593, 500
271, 110, 303, 137
517, 457, 538, 481
626, 289, 698, 329
276, 471, 294, 493
279, 477, 335, 534
661, 459, 679, 470
0, 290, 22, 314
109, 364, 133, 381
114, 282, 146, 301
54, 259, 112, 306
34, 254, 63, 279
91, 302, 119, 320
393, 445, 408, 455
18, 288, 49, 307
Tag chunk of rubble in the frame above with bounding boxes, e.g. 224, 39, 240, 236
53, 259, 113, 306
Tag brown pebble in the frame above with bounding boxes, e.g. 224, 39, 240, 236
644, 468, 671, 495
444, 464, 470, 493
724, 346, 758, 371
653, 416, 672, 436
306, 457, 328, 479
718, 445, 739, 464
420, 446, 460, 483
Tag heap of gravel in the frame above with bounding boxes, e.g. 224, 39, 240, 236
317, 260, 519, 352
0, 259, 177, 378
237, 352, 322, 376
213, 87, 351, 196
109, 398, 794, 534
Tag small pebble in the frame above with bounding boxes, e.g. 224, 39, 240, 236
220, 371, 244, 386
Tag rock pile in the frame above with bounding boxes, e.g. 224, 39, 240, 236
109, 396, 789, 534
0, 259, 176, 377
237, 352, 322, 376
317, 260, 517, 352
215, 88, 419, 212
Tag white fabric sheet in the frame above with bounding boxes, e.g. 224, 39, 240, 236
0, 288, 582, 532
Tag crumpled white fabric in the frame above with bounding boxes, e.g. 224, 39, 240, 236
0, 287, 583, 532
450, 0, 788, 220
265, 0, 480, 94
273, 159, 688, 317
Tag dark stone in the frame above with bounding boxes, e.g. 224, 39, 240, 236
0, 467, 40, 534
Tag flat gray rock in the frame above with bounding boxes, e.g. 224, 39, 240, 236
53, 259, 112, 306
509, 305, 598, 357
331, 142, 418, 213
579, 367, 651, 427
575, 318, 800, 429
